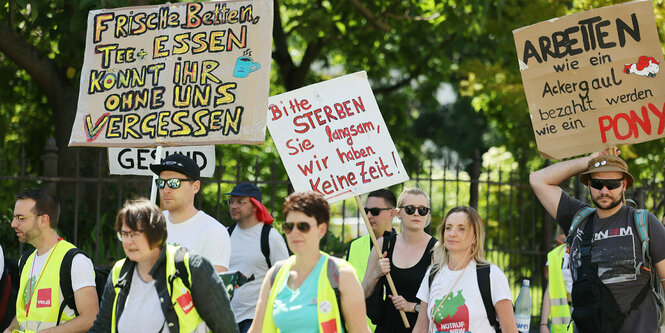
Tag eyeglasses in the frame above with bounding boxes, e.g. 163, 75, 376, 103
364, 207, 392, 216
12, 214, 44, 224
400, 205, 430, 216
590, 178, 623, 190
116, 230, 145, 241
283, 222, 311, 234
227, 199, 250, 206
155, 178, 193, 189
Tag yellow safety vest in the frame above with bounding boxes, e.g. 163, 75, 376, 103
262, 252, 346, 333
16, 240, 77, 333
347, 235, 377, 331
548, 244, 572, 333
110, 245, 207, 333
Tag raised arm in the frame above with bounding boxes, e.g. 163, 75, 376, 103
529, 153, 599, 219
361, 236, 389, 297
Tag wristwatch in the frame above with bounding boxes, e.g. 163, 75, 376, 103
414, 303, 420, 313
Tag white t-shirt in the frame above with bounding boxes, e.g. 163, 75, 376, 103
21, 246, 95, 317
118, 267, 167, 333
164, 210, 231, 269
228, 222, 289, 322
0, 245, 4, 275
416, 261, 512, 333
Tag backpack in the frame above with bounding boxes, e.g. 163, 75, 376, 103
428, 264, 500, 332
567, 207, 665, 329
228, 223, 273, 267
1, 257, 20, 331
19, 248, 111, 324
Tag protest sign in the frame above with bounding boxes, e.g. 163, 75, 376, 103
108, 145, 215, 177
513, 0, 665, 159
69, 1, 273, 147
267, 71, 409, 203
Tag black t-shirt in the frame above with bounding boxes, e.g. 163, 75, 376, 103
557, 191, 665, 332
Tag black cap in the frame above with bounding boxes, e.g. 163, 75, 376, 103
150, 153, 200, 180
226, 182, 262, 203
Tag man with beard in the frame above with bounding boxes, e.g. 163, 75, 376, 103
4, 189, 98, 333
530, 149, 665, 332
226, 182, 288, 333
150, 153, 230, 272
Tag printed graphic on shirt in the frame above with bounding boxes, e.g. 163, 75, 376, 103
571, 225, 637, 284
22, 276, 37, 307
431, 290, 470, 333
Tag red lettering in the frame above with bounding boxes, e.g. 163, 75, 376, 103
598, 115, 613, 143
648, 102, 665, 134
613, 113, 632, 140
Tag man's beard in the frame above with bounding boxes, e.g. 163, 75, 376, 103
591, 192, 623, 210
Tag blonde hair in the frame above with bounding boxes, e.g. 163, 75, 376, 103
431, 206, 487, 277
397, 187, 431, 225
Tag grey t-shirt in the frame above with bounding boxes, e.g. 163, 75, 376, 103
557, 191, 665, 332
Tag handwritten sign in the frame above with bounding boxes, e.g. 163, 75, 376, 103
267, 71, 408, 203
513, 0, 665, 159
108, 145, 215, 176
69, 1, 273, 147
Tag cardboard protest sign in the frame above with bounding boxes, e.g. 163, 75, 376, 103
69, 1, 272, 147
267, 71, 409, 203
513, 0, 665, 159
108, 145, 215, 177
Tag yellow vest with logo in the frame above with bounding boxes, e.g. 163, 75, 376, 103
548, 244, 572, 333
16, 240, 77, 333
262, 252, 346, 333
110, 245, 207, 333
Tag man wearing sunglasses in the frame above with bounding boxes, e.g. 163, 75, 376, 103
150, 153, 231, 273
225, 182, 289, 333
530, 150, 665, 333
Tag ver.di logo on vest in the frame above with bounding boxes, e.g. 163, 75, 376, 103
36, 288, 52, 308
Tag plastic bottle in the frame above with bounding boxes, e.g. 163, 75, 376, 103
514, 279, 532, 332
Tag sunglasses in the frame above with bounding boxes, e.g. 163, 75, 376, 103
400, 205, 430, 216
590, 178, 623, 190
364, 207, 392, 216
283, 222, 311, 234
155, 178, 193, 189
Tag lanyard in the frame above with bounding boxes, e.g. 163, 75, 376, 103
26, 238, 62, 317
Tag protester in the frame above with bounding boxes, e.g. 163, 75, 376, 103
226, 182, 289, 333
4, 189, 98, 333
530, 149, 665, 332
150, 153, 231, 272
540, 228, 573, 333
362, 187, 437, 332
90, 198, 237, 333
412, 206, 517, 333
347, 189, 398, 331
249, 191, 370, 333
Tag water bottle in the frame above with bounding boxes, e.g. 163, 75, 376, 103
514, 279, 532, 332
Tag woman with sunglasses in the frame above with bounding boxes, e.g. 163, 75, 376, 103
412, 206, 517, 333
362, 188, 437, 332
249, 191, 370, 333
90, 198, 238, 333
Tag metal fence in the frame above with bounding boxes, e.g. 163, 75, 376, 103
2, 140, 665, 323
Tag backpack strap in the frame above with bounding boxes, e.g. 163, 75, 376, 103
57, 248, 89, 324
477, 264, 499, 332
171, 247, 191, 290
634, 209, 650, 261
18, 248, 36, 278
327, 257, 344, 331
227, 223, 237, 235
261, 224, 272, 267
270, 261, 285, 286
566, 206, 596, 246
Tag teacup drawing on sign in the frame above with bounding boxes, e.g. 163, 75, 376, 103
233, 50, 261, 78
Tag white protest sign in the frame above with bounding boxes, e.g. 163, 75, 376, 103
267, 71, 408, 203
69, 1, 273, 147
108, 146, 215, 177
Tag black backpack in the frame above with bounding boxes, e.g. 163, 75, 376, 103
228, 223, 273, 267
19, 248, 111, 324
428, 264, 500, 332
1, 257, 20, 331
